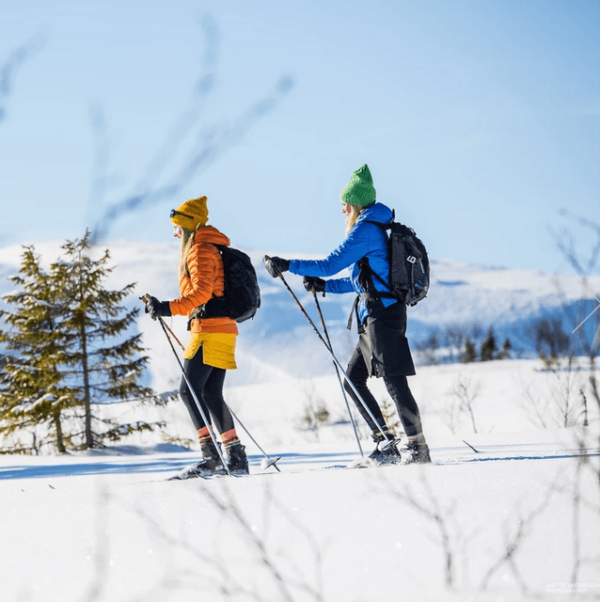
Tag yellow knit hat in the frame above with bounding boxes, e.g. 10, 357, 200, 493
170, 196, 209, 230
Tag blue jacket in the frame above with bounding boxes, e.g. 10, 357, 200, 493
289, 202, 397, 324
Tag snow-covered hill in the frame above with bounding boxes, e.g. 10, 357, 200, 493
1, 239, 598, 391
1, 240, 600, 601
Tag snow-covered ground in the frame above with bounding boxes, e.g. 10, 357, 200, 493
1, 359, 599, 602
1, 240, 600, 600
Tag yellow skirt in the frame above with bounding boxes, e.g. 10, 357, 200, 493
184, 332, 237, 370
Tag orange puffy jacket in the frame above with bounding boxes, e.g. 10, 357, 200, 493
169, 226, 238, 335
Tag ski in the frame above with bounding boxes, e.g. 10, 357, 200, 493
147, 447, 600, 483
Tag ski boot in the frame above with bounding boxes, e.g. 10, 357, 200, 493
368, 436, 402, 466
400, 440, 431, 464
225, 442, 249, 475
350, 431, 401, 468
169, 440, 226, 480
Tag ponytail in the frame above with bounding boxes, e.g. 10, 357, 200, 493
344, 203, 368, 237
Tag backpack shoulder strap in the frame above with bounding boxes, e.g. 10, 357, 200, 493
362, 219, 392, 230
184, 242, 225, 277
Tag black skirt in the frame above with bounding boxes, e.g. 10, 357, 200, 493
357, 300, 416, 378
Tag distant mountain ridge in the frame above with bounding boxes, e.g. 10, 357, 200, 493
1, 240, 599, 390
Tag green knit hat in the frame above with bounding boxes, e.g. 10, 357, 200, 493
340, 164, 376, 207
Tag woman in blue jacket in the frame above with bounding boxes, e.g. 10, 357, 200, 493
265, 164, 430, 464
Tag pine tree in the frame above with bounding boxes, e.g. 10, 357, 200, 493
480, 327, 497, 362
498, 337, 512, 360
0, 246, 70, 453
51, 231, 159, 449
462, 336, 477, 363
0, 234, 161, 453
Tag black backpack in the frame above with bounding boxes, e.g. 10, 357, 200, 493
362, 217, 430, 307
189, 245, 261, 324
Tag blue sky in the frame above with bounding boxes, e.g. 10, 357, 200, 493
1, 0, 599, 274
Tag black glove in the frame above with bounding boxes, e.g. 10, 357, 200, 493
303, 276, 326, 295
144, 296, 172, 321
264, 256, 290, 278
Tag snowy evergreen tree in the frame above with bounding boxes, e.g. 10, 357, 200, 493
0, 234, 162, 453
498, 337, 512, 360
50, 231, 159, 449
462, 336, 477, 363
0, 246, 70, 453
480, 327, 497, 362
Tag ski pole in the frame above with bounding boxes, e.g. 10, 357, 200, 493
142, 296, 282, 472
160, 317, 186, 350
140, 295, 236, 476
223, 404, 282, 472
263, 261, 392, 443
311, 289, 364, 458
154, 314, 238, 477
163, 321, 281, 471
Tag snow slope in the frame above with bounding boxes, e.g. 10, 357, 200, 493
1, 241, 600, 601
1, 359, 599, 602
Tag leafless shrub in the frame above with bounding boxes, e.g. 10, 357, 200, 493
479, 490, 554, 595
527, 317, 571, 369
518, 377, 551, 430
554, 438, 600, 584
201, 484, 325, 602
105, 481, 326, 602
439, 397, 462, 435
551, 356, 584, 427
374, 469, 464, 589
296, 380, 330, 440
518, 358, 587, 429
553, 211, 600, 410
450, 375, 480, 433
439, 374, 480, 435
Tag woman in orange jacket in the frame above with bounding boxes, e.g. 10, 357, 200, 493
144, 196, 248, 478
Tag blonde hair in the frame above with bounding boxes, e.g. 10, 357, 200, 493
344, 203, 368, 237
179, 226, 197, 277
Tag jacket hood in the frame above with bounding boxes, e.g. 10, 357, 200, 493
194, 225, 231, 247
356, 201, 393, 226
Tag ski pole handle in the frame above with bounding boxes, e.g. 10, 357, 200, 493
263, 255, 285, 279
140, 294, 185, 350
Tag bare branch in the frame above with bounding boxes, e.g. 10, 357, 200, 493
479, 490, 554, 594
0, 34, 45, 124
88, 16, 293, 243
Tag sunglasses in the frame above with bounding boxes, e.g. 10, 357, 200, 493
170, 209, 194, 220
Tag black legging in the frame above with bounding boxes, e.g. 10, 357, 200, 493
179, 347, 235, 433
344, 342, 422, 438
